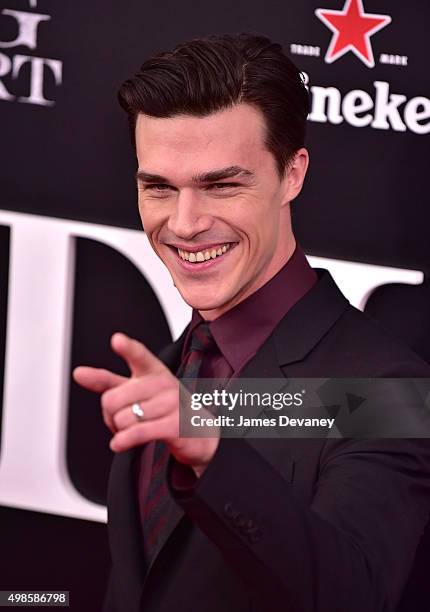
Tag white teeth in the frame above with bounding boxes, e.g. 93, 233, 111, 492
177, 243, 232, 263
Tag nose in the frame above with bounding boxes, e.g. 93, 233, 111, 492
167, 188, 213, 239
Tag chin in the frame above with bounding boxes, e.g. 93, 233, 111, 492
179, 288, 232, 313
184, 297, 225, 312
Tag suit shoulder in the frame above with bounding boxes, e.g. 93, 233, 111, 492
314, 304, 430, 376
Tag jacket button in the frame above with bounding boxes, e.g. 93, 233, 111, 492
233, 513, 246, 528
223, 502, 235, 518
248, 528, 263, 543
243, 519, 256, 532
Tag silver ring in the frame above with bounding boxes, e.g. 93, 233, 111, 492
131, 402, 144, 422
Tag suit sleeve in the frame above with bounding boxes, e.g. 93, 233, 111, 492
167, 436, 430, 612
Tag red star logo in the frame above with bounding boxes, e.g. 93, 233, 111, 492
315, 0, 391, 68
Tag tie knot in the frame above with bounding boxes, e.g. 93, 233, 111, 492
176, 321, 215, 380
189, 322, 214, 353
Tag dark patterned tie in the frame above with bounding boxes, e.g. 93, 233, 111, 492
142, 321, 215, 563
176, 321, 215, 380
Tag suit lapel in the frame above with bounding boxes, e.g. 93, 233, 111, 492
272, 268, 349, 366
157, 329, 187, 373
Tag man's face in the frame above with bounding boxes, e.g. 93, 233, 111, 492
135, 103, 307, 319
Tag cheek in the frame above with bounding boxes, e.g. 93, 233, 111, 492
139, 202, 165, 234
245, 206, 280, 259
236, 198, 276, 242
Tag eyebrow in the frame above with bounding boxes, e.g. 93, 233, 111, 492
135, 165, 254, 184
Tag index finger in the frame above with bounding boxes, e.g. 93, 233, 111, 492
73, 366, 127, 393
110, 332, 167, 378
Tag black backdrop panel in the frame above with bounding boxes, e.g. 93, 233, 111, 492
365, 283, 430, 365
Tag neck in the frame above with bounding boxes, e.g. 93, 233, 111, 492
199, 235, 297, 321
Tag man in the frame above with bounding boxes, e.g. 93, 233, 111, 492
73, 34, 430, 612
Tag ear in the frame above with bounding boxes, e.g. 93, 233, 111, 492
281, 148, 309, 205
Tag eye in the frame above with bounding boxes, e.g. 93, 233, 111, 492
145, 184, 172, 191
208, 183, 240, 190
139, 183, 174, 196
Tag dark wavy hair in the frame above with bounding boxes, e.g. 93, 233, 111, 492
118, 32, 309, 179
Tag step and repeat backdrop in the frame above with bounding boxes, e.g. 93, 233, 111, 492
0, 1, 429, 609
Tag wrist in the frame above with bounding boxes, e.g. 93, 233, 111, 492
190, 437, 220, 477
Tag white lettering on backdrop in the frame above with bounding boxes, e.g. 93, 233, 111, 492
0, 2, 62, 106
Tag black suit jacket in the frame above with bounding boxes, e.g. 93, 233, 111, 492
103, 269, 430, 612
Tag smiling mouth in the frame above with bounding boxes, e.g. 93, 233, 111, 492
178, 242, 233, 262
